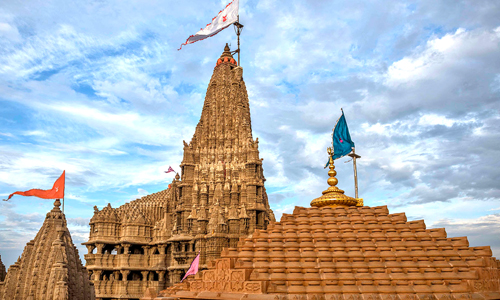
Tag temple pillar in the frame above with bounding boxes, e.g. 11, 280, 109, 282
95, 243, 104, 255
94, 270, 102, 281
141, 271, 149, 282
122, 243, 130, 254
158, 271, 166, 281
85, 244, 95, 255
121, 270, 130, 281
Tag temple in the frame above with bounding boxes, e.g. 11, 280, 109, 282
148, 155, 500, 299
83, 44, 275, 300
0, 199, 95, 300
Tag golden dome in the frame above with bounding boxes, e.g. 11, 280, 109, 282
310, 147, 361, 208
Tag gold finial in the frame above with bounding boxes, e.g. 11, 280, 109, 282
310, 147, 358, 208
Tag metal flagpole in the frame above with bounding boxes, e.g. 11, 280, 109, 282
63, 197, 65, 214
233, 16, 244, 66
348, 149, 361, 199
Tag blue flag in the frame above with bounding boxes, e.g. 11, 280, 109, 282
325, 111, 355, 167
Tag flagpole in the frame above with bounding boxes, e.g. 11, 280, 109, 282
63, 197, 65, 214
348, 149, 361, 199
233, 16, 244, 66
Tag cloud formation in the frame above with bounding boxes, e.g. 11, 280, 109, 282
0, 0, 499, 267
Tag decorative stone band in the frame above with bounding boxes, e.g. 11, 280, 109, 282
310, 197, 359, 208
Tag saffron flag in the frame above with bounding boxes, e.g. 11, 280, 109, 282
4, 170, 65, 201
165, 166, 175, 173
180, 252, 201, 282
179, 0, 239, 50
325, 111, 355, 168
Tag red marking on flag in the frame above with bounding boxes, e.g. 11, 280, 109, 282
339, 138, 343, 143
223, 15, 227, 22
178, 0, 238, 50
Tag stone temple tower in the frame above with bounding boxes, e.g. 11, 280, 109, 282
0, 199, 95, 300
175, 43, 276, 265
83, 44, 275, 299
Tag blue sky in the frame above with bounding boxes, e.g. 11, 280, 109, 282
1, 0, 500, 268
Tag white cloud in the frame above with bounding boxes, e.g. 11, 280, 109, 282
0, 22, 21, 42
22, 130, 48, 137
385, 27, 500, 87
0, 132, 14, 137
1, 0, 500, 266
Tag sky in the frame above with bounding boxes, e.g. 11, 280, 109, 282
0, 0, 499, 268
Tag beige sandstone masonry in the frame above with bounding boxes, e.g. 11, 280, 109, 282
84, 44, 275, 300
0, 199, 95, 300
152, 204, 500, 300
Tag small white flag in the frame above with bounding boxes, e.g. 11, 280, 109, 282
179, 0, 239, 50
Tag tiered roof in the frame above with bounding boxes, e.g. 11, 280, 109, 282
151, 159, 500, 300
154, 204, 500, 300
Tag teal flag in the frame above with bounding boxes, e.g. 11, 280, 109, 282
325, 111, 355, 167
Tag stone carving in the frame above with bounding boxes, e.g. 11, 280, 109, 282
84, 44, 274, 299
0, 199, 94, 300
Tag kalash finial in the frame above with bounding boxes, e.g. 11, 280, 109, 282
310, 147, 359, 208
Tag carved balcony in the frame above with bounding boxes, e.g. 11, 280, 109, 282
173, 251, 196, 264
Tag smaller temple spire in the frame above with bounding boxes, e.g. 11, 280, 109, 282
310, 147, 360, 208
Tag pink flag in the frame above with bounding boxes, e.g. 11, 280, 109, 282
180, 252, 200, 282
165, 166, 175, 173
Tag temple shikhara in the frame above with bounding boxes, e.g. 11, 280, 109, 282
0, 44, 499, 300
82, 44, 275, 299
0, 199, 94, 300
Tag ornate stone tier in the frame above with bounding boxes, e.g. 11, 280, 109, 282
84, 187, 174, 300
0, 199, 95, 300
85, 44, 275, 300
149, 205, 500, 300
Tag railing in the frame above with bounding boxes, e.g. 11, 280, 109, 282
94, 280, 165, 299
86, 253, 171, 269
149, 255, 167, 268
173, 251, 196, 264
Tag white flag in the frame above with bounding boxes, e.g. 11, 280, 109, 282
179, 0, 239, 50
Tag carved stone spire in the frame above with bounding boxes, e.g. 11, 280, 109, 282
84, 45, 276, 296
174, 44, 275, 262
0, 200, 94, 300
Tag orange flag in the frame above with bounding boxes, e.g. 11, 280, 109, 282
3, 170, 65, 201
